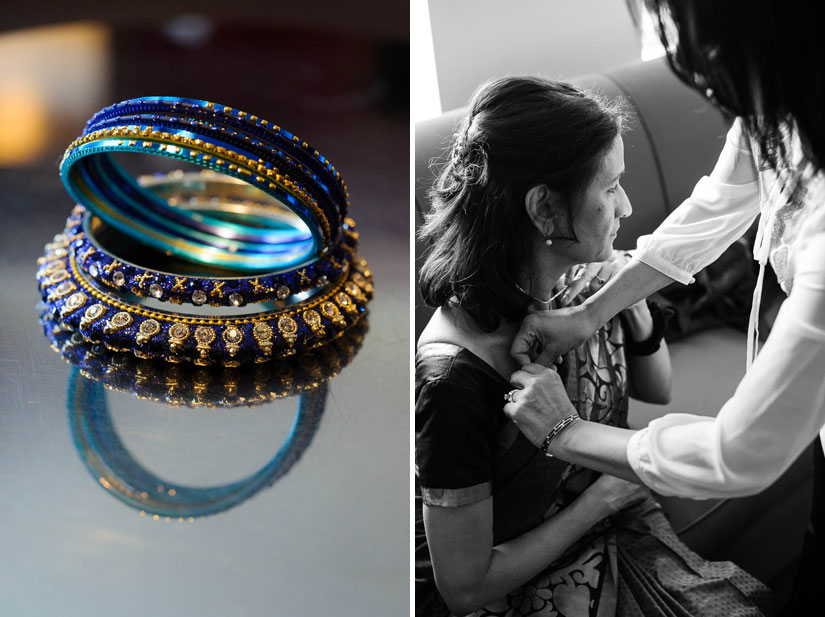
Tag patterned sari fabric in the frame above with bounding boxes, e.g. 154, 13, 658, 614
414, 318, 772, 617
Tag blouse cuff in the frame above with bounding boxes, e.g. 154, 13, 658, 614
631, 253, 695, 286
420, 481, 492, 507
626, 428, 658, 489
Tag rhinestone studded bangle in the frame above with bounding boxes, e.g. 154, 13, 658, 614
60, 97, 348, 271
38, 234, 373, 367
41, 301, 368, 408
540, 413, 580, 458
63, 204, 361, 307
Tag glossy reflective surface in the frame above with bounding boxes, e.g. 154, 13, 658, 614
0, 15, 408, 617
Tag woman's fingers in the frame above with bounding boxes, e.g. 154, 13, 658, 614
510, 316, 542, 365
560, 262, 601, 305
560, 255, 631, 305
509, 363, 556, 388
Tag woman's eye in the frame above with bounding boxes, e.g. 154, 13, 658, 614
607, 185, 618, 194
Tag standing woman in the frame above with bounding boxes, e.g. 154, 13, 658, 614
506, 0, 825, 612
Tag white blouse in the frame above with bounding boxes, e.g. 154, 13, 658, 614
627, 118, 825, 498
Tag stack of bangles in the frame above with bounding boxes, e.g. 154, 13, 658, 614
37, 97, 372, 366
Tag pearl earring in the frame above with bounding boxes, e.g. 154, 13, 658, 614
545, 237, 553, 247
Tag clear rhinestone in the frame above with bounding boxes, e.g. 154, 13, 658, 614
149, 283, 163, 298
85, 304, 105, 319
224, 327, 242, 343
228, 293, 243, 306
111, 312, 132, 327
253, 323, 272, 341
192, 290, 207, 305
303, 310, 321, 327
169, 323, 189, 339
321, 301, 339, 316
112, 271, 126, 286
194, 326, 215, 343
88, 263, 99, 278
316, 275, 329, 287
67, 292, 86, 308
278, 316, 297, 334
140, 319, 161, 336
275, 285, 290, 300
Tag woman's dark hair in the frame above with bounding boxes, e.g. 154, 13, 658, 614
418, 76, 628, 332
643, 0, 825, 175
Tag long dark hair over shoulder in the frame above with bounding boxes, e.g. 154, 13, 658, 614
643, 0, 825, 176
418, 76, 627, 332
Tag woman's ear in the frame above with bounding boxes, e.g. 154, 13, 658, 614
525, 184, 563, 239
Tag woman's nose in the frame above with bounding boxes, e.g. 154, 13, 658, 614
617, 186, 632, 218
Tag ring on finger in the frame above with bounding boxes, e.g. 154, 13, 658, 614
504, 389, 518, 404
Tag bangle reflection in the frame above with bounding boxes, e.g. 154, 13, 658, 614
41, 304, 368, 519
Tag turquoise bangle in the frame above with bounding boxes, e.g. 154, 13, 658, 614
59, 97, 348, 271
68, 366, 328, 519
69, 205, 360, 308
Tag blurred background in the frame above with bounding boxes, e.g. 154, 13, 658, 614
0, 3, 409, 616
413, 0, 661, 122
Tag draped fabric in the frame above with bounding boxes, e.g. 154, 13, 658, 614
415, 319, 771, 616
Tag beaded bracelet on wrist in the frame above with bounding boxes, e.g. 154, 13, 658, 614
540, 413, 580, 458
57, 204, 363, 307
37, 236, 373, 366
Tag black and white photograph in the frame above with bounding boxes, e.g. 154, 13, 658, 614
414, 1, 824, 615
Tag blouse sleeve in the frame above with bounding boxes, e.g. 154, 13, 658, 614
634, 117, 762, 284
415, 378, 499, 507
627, 230, 825, 498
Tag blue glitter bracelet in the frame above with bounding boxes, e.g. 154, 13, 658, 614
59, 97, 348, 271
41, 300, 367, 408
37, 234, 373, 366
59, 202, 362, 307
84, 96, 348, 215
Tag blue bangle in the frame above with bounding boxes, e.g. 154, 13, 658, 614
59, 97, 348, 271
68, 366, 328, 519
38, 236, 372, 366
83, 96, 348, 214
41, 299, 367, 407
64, 203, 361, 307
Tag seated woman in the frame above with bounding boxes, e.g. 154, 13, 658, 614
414, 76, 771, 617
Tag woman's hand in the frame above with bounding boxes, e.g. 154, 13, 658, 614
510, 304, 597, 366
503, 364, 578, 447
511, 252, 633, 365
556, 250, 633, 306
578, 474, 648, 517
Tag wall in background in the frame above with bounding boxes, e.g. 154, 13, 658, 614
429, 0, 640, 111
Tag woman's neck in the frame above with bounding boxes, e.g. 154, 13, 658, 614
517, 254, 570, 308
